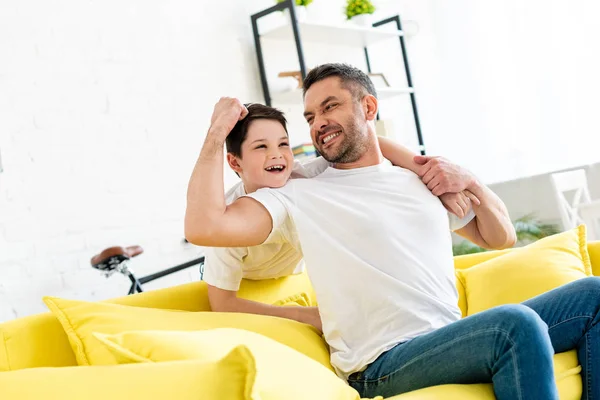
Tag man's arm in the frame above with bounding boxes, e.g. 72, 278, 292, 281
379, 137, 479, 218
208, 285, 322, 333
185, 98, 273, 247
415, 156, 516, 250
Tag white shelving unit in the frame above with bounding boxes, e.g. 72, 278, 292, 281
261, 21, 404, 47
251, 1, 426, 154
271, 87, 415, 105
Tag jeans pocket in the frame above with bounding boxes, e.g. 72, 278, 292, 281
347, 370, 364, 382
348, 376, 391, 399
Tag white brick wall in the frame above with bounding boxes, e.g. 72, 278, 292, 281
0, 0, 279, 321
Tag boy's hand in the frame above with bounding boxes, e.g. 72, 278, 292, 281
209, 97, 248, 137
299, 307, 323, 334
440, 191, 480, 218
414, 155, 476, 196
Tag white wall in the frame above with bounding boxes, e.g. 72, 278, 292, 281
489, 161, 600, 225
413, 1, 600, 184
263, 0, 600, 184
1, 0, 599, 321
0, 0, 271, 321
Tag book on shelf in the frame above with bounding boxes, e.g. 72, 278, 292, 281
292, 143, 315, 155
294, 152, 317, 161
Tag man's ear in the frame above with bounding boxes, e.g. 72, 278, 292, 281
226, 153, 243, 174
363, 94, 378, 121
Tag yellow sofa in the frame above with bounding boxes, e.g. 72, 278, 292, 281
1, 240, 599, 399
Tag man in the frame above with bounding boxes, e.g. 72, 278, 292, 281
204, 103, 473, 331
186, 63, 600, 399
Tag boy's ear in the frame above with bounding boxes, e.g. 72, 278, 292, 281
226, 153, 243, 174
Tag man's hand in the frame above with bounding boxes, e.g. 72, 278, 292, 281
209, 97, 248, 136
414, 155, 477, 196
439, 191, 480, 218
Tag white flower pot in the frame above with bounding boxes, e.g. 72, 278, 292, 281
350, 14, 373, 27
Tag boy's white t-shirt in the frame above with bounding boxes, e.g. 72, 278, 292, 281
246, 161, 474, 380
202, 157, 330, 291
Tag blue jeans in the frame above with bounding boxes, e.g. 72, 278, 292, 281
347, 277, 600, 400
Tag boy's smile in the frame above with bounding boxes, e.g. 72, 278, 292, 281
227, 118, 294, 194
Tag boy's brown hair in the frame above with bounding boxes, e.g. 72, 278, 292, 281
226, 103, 288, 158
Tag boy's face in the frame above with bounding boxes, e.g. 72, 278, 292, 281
228, 119, 294, 193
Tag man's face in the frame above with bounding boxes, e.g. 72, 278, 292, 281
234, 119, 294, 192
303, 77, 369, 164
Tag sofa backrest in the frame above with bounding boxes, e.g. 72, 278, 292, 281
1, 242, 599, 372
0, 270, 315, 371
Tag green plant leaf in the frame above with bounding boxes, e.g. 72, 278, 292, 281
345, 0, 376, 19
453, 212, 561, 255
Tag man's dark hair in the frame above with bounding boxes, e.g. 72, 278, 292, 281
302, 63, 377, 100
226, 103, 288, 158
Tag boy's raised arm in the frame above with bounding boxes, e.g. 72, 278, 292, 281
185, 98, 274, 247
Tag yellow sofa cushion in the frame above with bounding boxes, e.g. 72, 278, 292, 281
94, 328, 360, 400
378, 350, 582, 400
457, 226, 592, 315
238, 271, 318, 306
272, 292, 311, 307
589, 241, 600, 276
0, 347, 255, 400
0, 272, 315, 372
42, 296, 332, 370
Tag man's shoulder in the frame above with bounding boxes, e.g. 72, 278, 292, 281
290, 157, 330, 179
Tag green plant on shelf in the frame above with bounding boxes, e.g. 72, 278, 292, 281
452, 213, 561, 256
345, 0, 376, 20
277, 0, 313, 6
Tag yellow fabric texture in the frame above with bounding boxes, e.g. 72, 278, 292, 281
590, 240, 600, 276
380, 350, 581, 400
453, 249, 512, 271
454, 273, 467, 317
94, 328, 359, 400
271, 292, 311, 307
42, 296, 332, 370
0, 347, 255, 400
238, 269, 318, 306
0, 270, 315, 372
457, 226, 592, 315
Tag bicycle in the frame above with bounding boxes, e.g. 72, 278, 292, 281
90, 243, 205, 295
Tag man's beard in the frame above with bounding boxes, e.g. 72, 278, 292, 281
318, 118, 368, 164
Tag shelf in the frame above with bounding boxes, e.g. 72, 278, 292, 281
261, 21, 404, 47
270, 87, 414, 104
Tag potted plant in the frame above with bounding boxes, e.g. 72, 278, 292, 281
277, 0, 313, 23
345, 0, 376, 27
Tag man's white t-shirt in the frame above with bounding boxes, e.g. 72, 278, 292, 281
202, 157, 330, 291
246, 160, 474, 380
